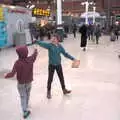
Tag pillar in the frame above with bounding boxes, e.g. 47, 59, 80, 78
56, 0, 64, 42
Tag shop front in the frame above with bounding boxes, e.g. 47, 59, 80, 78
0, 4, 32, 48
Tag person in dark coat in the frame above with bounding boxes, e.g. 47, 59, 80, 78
64, 24, 69, 34
73, 24, 77, 38
114, 25, 119, 40
5, 46, 38, 119
94, 24, 101, 44
79, 24, 88, 51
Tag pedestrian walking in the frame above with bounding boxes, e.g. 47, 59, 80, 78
115, 26, 119, 40
79, 24, 88, 51
73, 24, 77, 38
94, 24, 101, 44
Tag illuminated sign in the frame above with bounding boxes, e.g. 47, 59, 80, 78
0, 7, 4, 21
32, 8, 50, 17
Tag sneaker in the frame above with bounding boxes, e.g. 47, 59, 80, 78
47, 91, 52, 99
63, 89, 71, 95
23, 110, 31, 119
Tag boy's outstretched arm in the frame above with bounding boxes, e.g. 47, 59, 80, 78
5, 63, 16, 78
35, 40, 51, 49
61, 46, 76, 61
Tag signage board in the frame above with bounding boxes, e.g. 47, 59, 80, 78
0, 7, 4, 21
32, 8, 50, 17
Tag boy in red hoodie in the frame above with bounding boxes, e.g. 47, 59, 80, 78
5, 46, 37, 119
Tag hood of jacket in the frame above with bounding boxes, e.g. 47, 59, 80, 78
16, 46, 28, 59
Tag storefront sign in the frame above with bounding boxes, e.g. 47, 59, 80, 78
32, 8, 50, 17
0, 7, 4, 21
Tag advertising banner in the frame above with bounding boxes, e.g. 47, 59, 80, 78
0, 7, 7, 47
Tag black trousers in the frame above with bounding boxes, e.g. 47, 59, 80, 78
73, 32, 76, 38
47, 64, 65, 91
96, 35, 100, 44
116, 34, 119, 40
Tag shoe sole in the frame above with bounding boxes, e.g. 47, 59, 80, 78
63, 91, 71, 95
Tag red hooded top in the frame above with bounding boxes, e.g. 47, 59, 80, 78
5, 46, 38, 84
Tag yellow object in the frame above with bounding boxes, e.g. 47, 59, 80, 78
33, 8, 50, 17
0, 7, 4, 21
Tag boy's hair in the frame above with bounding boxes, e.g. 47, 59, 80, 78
52, 34, 60, 41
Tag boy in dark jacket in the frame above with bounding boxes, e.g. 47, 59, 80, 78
5, 46, 37, 119
36, 35, 77, 99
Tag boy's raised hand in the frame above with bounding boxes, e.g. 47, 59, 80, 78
33, 44, 40, 52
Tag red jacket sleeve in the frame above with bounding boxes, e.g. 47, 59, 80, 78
28, 49, 38, 63
5, 63, 16, 78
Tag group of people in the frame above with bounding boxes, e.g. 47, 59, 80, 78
3, 22, 120, 119
72, 23, 120, 51
4, 35, 79, 119
71, 23, 101, 51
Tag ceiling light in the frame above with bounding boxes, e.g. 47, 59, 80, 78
29, 1, 32, 4
2, 5, 6, 8
26, 5, 29, 8
81, 2, 85, 5
90, 2, 93, 5
10, 6, 16, 9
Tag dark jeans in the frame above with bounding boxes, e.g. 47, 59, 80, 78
88, 35, 93, 40
116, 35, 119, 40
73, 32, 76, 38
96, 36, 99, 44
47, 64, 65, 91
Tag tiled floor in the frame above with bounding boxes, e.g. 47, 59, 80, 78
0, 34, 120, 120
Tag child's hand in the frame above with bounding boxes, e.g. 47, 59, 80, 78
72, 60, 80, 68
33, 44, 38, 49
4, 72, 14, 78
4, 73, 8, 78
33, 44, 40, 53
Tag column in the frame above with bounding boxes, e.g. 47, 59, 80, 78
85, 1, 89, 25
56, 0, 64, 42
93, 6, 96, 24
57, 0, 62, 26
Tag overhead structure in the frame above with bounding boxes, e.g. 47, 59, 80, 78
81, 1, 96, 24
80, 12, 100, 18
